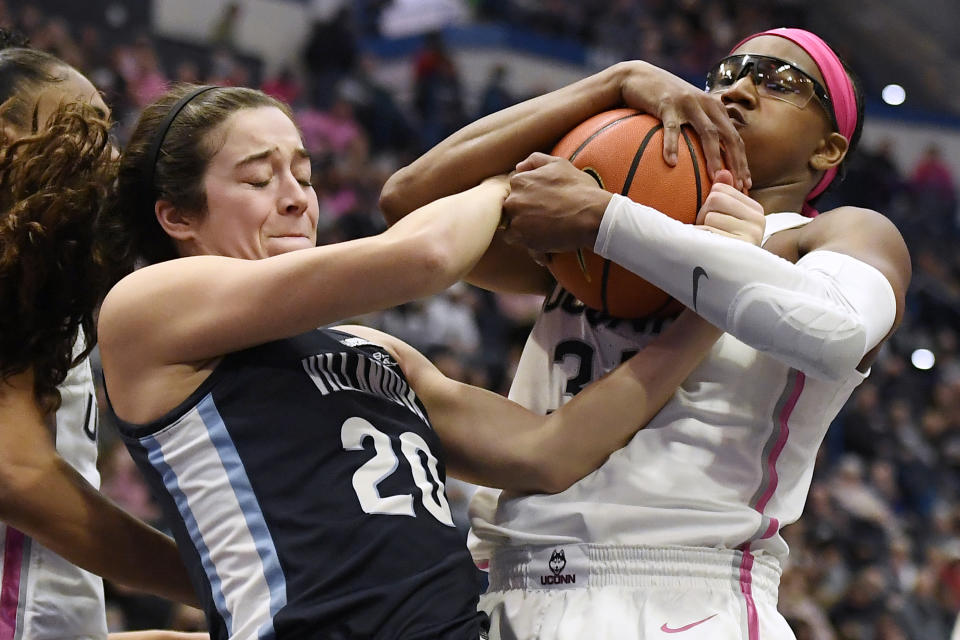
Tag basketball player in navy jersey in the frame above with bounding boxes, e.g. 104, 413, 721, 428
381, 29, 910, 640
0, 34, 206, 639
95, 82, 763, 639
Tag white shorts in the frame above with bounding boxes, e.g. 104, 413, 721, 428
479, 544, 795, 640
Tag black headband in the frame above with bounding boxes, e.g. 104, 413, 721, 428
144, 85, 218, 195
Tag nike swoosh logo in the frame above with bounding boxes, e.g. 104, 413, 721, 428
661, 614, 718, 633
691, 266, 709, 312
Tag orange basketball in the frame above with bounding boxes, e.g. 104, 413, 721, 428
548, 108, 712, 318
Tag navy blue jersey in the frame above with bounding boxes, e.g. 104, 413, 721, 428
111, 329, 483, 639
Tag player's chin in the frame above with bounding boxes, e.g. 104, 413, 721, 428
267, 235, 316, 255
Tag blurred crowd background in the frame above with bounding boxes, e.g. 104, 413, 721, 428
6, 0, 960, 638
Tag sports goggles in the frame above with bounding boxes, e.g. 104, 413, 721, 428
705, 54, 837, 129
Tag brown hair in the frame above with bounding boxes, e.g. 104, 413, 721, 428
0, 30, 117, 411
0, 101, 116, 412
109, 84, 294, 266
0, 31, 70, 132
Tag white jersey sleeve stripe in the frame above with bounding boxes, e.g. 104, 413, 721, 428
143, 431, 235, 634
196, 396, 289, 629
143, 393, 288, 639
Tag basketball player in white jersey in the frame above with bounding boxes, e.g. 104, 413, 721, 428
381, 28, 910, 639
0, 33, 205, 639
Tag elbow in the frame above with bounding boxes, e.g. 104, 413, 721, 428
0, 462, 45, 523
512, 451, 587, 495
796, 362, 850, 384
0, 474, 14, 521
378, 166, 415, 225
406, 228, 463, 289
528, 464, 589, 495
512, 420, 617, 494
730, 286, 870, 383
785, 325, 868, 383
800, 345, 865, 383
536, 470, 579, 495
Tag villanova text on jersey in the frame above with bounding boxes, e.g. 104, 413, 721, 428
112, 329, 484, 640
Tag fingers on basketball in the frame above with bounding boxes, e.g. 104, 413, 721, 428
548, 109, 713, 319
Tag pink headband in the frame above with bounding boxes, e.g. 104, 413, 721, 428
732, 28, 858, 216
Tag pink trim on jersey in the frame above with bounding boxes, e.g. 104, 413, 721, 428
755, 370, 806, 515
736, 370, 806, 638
760, 517, 780, 539
0, 527, 25, 639
737, 547, 760, 640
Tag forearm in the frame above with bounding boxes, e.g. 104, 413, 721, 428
284, 179, 506, 316
529, 309, 720, 489
378, 178, 507, 286
380, 63, 630, 219
0, 376, 197, 605
594, 195, 897, 380
101, 179, 507, 366
0, 456, 197, 606
440, 310, 720, 493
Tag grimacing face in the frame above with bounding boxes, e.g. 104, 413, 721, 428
719, 35, 837, 192
180, 106, 320, 260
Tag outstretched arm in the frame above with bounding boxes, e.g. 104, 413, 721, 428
331, 174, 764, 493
336, 315, 720, 494
379, 61, 748, 294
0, 370, 198, 606
100, 178, 508, 393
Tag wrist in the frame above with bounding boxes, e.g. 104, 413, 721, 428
578, 189, 613, 247
477, 176, 509, 199
589, 63, 633, 111
609, 60, 651, 103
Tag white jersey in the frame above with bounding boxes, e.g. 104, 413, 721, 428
470, 213, 866, 566
0, 342, 108, 640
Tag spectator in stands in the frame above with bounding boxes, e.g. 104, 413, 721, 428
207, 46, 250, 87
476, 63, 514, 119
261, 66, 303, 106
172, 60, 201, 85
122, 37, 168, 108
303, 5, 357, 108
297, 94, 368, 166
208, 2, 242, 51
909, 143, 958, 235
829, 138, 903, 214
413, 31, 465, 149
341, 55, 416, 152
829, 567, 890, 638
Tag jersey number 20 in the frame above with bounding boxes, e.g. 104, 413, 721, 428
341, 417, 454, 526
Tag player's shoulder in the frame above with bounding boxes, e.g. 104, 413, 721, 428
809, 205, 900, 236
331, 325, 399, 353
801, 205, 906, 252
329, 325, 420, 370
799, 206, 911, 293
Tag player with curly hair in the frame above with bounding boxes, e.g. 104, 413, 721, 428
0, 30, 204, 640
